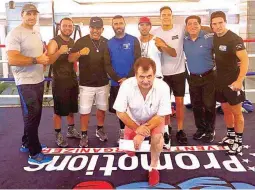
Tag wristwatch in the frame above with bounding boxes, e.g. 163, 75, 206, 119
32, 57, 37, 64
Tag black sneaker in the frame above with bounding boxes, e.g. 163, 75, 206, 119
163, 132, 171, 149
202, 131, 215, 143
176, 130, 188, 145
193, 129, 205, 140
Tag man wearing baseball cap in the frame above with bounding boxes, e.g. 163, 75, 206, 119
21, 3, 39, 13
138, 16, 173, 150
6, 3, 52, 164
69, 17, 109, 147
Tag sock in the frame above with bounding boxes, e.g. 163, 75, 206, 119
55, 129, 61, 133
82, 131, 87, 136
227, 128, 235, 139
97, 125, 103, 130
235, 133, 243, 144
164, 125, 169, 134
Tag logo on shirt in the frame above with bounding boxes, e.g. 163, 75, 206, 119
236, 44, 244, 51
219, 45, 227, 51
123, 43, 131, 49
172, 35, 179, 40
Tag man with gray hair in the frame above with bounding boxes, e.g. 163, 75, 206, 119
6, 3, 52, 164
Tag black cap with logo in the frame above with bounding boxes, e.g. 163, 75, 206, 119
89, 17, 103, 28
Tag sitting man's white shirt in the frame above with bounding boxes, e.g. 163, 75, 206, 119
113, 77, 172, 127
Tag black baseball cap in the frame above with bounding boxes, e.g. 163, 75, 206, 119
89, 17, 103, 28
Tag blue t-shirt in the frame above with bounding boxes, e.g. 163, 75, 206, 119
107, 34, 137, 86
184, 30, 214, 74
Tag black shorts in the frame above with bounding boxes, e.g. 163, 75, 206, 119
109, 86, 120, 113
52, 79, 79, 116
163, 72, 186, 97
216, 86, 245, 105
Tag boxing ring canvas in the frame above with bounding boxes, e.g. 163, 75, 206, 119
0, 107, 254, 189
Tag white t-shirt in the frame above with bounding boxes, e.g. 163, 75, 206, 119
113, 77, 171, 125
5, 25, 44, 85
139, 36, 163, 78
152, 24, 185, 76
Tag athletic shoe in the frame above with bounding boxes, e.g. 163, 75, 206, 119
66, 126, 81, 139
163, 132, 171, 149
176, 130, 188, 145
202, 131, 215, 143
148, 169, 160, 187
20, 144, 47, 153
96, 128, 108, 141
193, 129, 205, 140
218, 136, 235, 146
55, 132, 68, 148
117, 129, 124, 144
227, 142, 243, 155
79, 134, 89, 148
28, 153, 53, 165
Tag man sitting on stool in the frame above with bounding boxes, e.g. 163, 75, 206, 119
113, 57, 171, 187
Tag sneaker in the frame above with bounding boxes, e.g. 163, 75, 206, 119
20, 144, 47, 153
55, 132, 68, 148
117, 129, 124, 144
96, 128, 108, 141
148, 169, 160, 187
202, 131, 215, 143
193, 129, 205, 140
163, 132, 171, 149
176, 130, 188, 145
79, 134, 89, 148
28, 153, 53, 165
227, 142, 243, 155
66, 126, 81, 139
218, 136, 235, 146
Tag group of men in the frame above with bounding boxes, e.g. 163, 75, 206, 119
5, 3, 248, 187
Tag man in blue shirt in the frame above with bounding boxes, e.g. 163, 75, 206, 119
183, 15, 216, 143
104, 15, 141, 144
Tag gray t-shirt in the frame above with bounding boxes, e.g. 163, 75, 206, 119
5, 25, 44, 85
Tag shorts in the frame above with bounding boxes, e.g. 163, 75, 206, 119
79, 84, 109, 114
163, 72, 186, 97
52, 79, 79, 116
124, 123, 164, 140
216, 86, 245, 106
109, 86, 120, 113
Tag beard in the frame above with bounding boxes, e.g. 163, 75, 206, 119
113, 27, 125, 35
60, 31, 72, 38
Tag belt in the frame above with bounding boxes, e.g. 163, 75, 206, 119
190, 68, 214, 77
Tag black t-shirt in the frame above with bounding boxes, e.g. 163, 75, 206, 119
70, 35, 109, 87
213, 30, 245, 87
52, 35, 77, 80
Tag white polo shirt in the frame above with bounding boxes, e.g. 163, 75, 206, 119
113, 77, 171, 125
